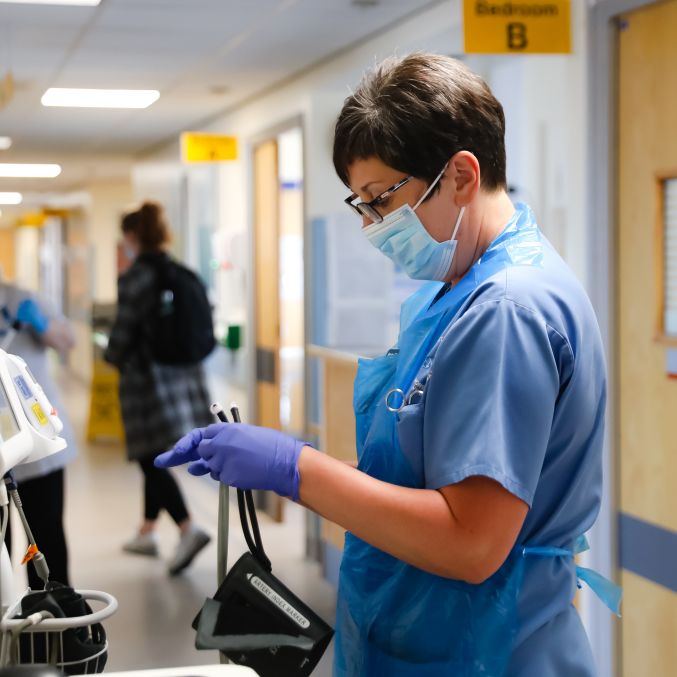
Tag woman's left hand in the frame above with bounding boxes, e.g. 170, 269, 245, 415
154, 423, 307, 500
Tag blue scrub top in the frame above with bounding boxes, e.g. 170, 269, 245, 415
396, 208, 606, 676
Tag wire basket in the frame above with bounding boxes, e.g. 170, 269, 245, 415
0, 589, 117, 674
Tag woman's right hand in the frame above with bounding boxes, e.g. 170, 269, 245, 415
155, 423, 308, 501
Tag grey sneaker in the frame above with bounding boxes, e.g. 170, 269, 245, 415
168, 527, 211, 576
122, 532, 159, 557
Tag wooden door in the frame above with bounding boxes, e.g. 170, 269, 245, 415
253, 139, 284, 521
617, 2, 677, 674
0, 228, 15, 281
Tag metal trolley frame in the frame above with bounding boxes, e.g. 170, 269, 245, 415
0, 589, 118, 673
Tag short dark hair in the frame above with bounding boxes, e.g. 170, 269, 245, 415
121, 201, 170, 252
333, 53, 507, 192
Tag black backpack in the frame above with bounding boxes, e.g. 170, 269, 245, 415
142, 253, 216, 366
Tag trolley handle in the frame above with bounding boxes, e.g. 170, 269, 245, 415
1, 589, 118, 631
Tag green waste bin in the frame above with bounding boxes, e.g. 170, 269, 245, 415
224, 324, 242, 352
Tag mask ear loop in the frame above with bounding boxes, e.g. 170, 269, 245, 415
450, 206, 466, 241
412, 162, 466, 244
413, 162, 449, 211
435, 206, 466, 281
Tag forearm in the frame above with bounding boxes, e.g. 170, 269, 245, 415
158, 422, 524, 581
43, 318, 75, 354
103, 334, 125, 367
298, 446, 489, 582
104, 308, 137, 367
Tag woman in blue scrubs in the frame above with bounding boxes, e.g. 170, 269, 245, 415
157, 53, 619, 675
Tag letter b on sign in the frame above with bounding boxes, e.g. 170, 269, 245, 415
507, 23, 528, 50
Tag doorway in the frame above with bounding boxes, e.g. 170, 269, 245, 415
252, 124, 305, 522
616, 1, 677, 674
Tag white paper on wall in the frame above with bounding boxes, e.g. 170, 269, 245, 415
280, 234, 304, 301
325, 212, 394, 350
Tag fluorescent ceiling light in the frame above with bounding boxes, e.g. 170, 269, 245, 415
41, 88, 160, 109
0, 164, 61, 178
0, 1, 100, 5
0, 193, 22, 205
0, 137, 11, 150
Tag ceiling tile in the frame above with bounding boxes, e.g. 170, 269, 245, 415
1, 0, 441, 156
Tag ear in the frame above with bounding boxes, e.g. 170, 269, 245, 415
447, 151, 480, 206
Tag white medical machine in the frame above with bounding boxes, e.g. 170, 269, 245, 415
0, 347, 256, 676
0, 348, 68, 604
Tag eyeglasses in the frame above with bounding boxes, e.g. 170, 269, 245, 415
344, 176, 412, 224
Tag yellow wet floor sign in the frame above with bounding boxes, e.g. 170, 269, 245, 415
86, 360, 125, 442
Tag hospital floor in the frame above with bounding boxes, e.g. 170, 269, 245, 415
16, 364, 336, 675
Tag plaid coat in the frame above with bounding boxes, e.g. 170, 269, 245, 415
104, 254, 213, 461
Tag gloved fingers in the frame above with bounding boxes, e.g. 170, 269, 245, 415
186, 460, 222, 484
155, 447, 198, 468
197, 423, 236, 459
197, 438, 216, 459
208, 454, 234, 486
202, 423, 226, 440
187, 459, 211, 476
175, 427, 205, 452
201, 461, 225, 484
154, 428, 205, 468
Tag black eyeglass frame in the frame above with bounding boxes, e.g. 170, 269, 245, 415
343, 176, 412, 224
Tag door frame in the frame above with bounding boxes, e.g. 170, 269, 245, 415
587, 2, 657, 676
246, 114, 307, 431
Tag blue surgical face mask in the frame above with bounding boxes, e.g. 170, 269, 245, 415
362, 165, 465, 281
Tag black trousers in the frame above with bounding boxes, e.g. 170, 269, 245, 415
138, 457, 189, 525
5, 468, 69, 589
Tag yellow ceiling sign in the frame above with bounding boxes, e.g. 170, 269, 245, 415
181, 132, 238, 163
17, 212, 46, 228
463, 0, 571, 54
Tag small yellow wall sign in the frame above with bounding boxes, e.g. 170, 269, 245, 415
181, 132, 238, 163
463, 0, 571, 54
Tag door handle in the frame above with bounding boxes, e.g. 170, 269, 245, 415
256, 347, 276, 384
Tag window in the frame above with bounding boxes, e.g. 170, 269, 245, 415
663, 178, 677, 337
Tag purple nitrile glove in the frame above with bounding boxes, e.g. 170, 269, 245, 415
155, 422, 306, 501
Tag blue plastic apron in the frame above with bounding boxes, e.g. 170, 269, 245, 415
334, 216, 621, 676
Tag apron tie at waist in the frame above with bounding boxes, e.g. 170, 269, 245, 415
522, 535, 622, 617
575, 565, 622, 617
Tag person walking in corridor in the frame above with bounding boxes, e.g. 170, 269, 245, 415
105, 201, 214, 576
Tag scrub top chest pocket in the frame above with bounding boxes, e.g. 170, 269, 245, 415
395, 369, 433, 488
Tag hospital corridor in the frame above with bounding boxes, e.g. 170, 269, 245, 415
0, 1, 675, 676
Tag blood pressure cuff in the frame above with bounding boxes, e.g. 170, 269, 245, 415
193, 552, 334, 677
18, 582, 107, 674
